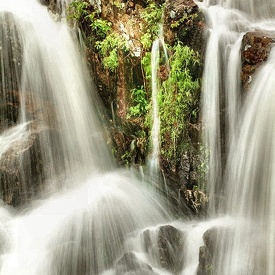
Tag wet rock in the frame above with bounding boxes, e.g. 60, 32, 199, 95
0, 90, 20, 131
164, 0, 205, 54
197, 227, 232, 275
142, 225, 185, 273
0, 122, 61, 206
184, 189, 208, 215
157, 225, 185, 272
115, 252, 156, 275
241, 31, 275, 91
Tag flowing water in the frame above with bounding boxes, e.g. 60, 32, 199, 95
1, 0, 275, 274
200, 0, 275, 274
148, 24, 169, 182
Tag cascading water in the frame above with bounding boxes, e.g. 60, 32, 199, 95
0, 0, 207, 274
200, 3, 249, 214
200, 0, 275, 274
2, 0, 275, 274
148, 24, 169, 183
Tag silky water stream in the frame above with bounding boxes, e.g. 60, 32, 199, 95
1, 0, 275, 274
0, 0, 203, 274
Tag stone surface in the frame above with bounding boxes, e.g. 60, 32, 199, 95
197, 227, 232, 275
142, 225, 185, 273
164, 0, 205, 54
241, 31, 275, 91
0, 122, 60, 206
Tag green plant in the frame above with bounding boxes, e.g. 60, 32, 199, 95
140, 3, 163, 50
128, 86, 149, 118
158, 42, 201, 161
113, 0, 123, 9
87, 13, 112, 39
95, 33, 129, 71
67, 0, 89, 22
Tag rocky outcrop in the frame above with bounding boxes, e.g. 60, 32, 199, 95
197, 227, 232, 275
142, 225, 186, 273
164, 0, 205, 54
241, 31, 275, 91
0, 122, 60, 206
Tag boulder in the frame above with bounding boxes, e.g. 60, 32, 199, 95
241, 31, 275, 91
142, 225, 185, 273
164, 0, 205, 54
0, 122, 61, 206
197, 227, 232, 275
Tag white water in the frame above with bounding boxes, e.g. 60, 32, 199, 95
148, 24, 169, 181
0, 1, 208, 274
1, 0, 275, 274
200, 0, 275, 274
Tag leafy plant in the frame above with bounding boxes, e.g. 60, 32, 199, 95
140, 3, 163, 50
158, 42, 201, 160
95, 33, 129, 71
87, 13, 112, 39
67, 0, 89, 22
128, 86, 149, 118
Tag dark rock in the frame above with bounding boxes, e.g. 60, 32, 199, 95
116, 252, 156, 275
164, 0, 206, 54
197, 227, 232, 275
142, 225, 185, 273
241, 31, 275, 91
0, 12, 23, 131
157, 225, 185, 272
0, 122, 61, 206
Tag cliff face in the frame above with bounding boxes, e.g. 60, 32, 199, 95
65, 0, 207, 217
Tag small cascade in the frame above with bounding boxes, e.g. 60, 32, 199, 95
199, 3, 248, 214
217, 47, 275, 275
0, 0, 113, 202
204, 0, 275, 19
148, 24, 169, 182
200, 0, 275, 274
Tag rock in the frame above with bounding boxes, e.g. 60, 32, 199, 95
197, 227, 232, 275
241, 31, 275, 91
0, 121, 62, 206
184, 189, 208, 215
142, 225, 185, 273
115, 252, 156, 275
164, 0, 205, 54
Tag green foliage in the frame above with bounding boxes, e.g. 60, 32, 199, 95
128, 86, 149, 118
140, 3, 163, 50
67, 0, 89, 22
158, 42, 201, 160
112, 0, 123, 9
95, 33, 129, 71
170, 13, 198, 29
87, 13, 112, 39
141, 52, 152, 80
68, 1, 129, 72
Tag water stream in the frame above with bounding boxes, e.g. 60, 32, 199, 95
0, 0, 275, 274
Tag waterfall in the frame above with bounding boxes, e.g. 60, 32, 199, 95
200, 0, 275, 273
0, 0, 113, 199
148, 24, 169, 182
1, 0, 275, 273
200, 4, 248, 214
